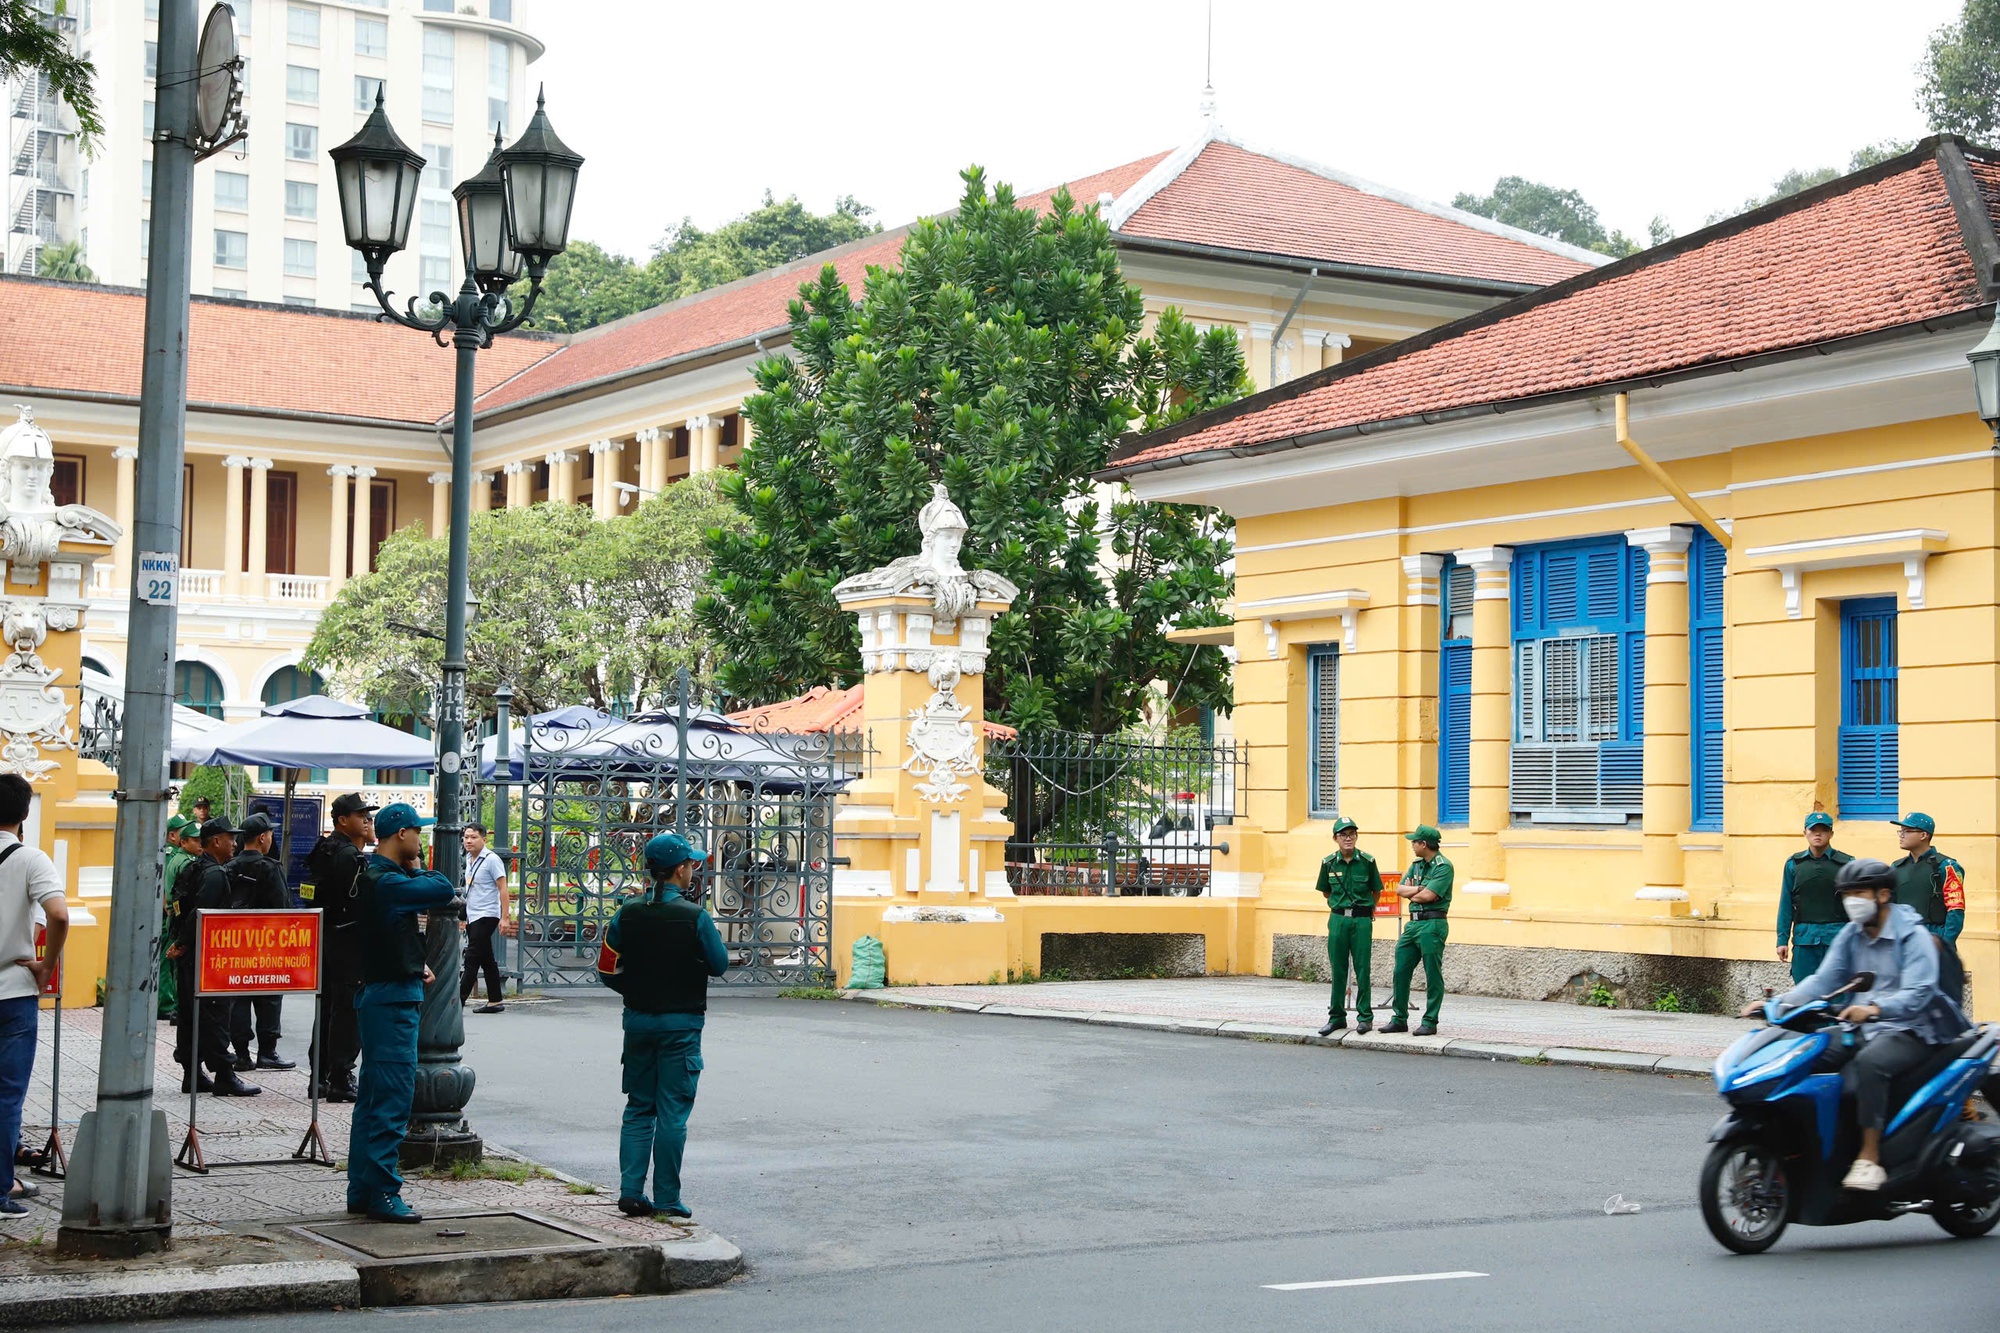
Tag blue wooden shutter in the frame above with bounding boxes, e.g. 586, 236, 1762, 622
1439, 641, 1471, 823
1308, 646, 1339, 816
1838, 598, 1898, 818
1688, 531, 1726, 828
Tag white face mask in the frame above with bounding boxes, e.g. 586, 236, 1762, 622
1842, 894, 1881, 924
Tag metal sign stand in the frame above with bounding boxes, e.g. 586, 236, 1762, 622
174, 908, 333, 1173
31, 935, 65, 1178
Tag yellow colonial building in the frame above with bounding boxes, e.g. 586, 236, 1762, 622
1103, 136, 2000, 1012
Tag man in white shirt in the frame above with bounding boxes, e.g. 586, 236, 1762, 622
0, 774, 64, 1217
459, 824, 508, 1014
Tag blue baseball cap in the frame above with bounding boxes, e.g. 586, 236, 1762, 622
1894, 812, 1936, 834
374, 802, 436, 838
643, 832, 707, 872
1803, 812, 1834, 831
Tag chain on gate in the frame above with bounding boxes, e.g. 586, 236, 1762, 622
512, 673, 841, 989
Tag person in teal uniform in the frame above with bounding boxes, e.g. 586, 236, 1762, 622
346, 802, 456, 1224
1313, 817, 1381, 1037
1776, 812, 1852, 984
1381, 825, 1453, 1036
1890, 812, 1966, 943
597, 833, 728, 1219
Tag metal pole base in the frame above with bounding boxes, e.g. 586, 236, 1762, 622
397, 1123, 483, 1171
31, 1124, 67, 1179
293, 1120, 334, 1167
55, 1222, 172, 1258
174, 1125, 207, 1174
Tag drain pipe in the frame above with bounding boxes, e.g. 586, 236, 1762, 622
1615, 393, 1730, 549
1269, 267, 1319, 385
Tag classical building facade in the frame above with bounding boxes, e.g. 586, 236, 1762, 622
0, 120, 1595, 823
1103, 137, 2000, 1012
7, 0, 541, 309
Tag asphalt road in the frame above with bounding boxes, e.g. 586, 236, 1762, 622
53, 993, 2000, 1331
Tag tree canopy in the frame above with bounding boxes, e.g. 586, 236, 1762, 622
698, 167, 1250, 735
34, 238, 92, 282
0, 1, 99, 145
532, 193, 880, 333
304, 477, 740, 721
1452, 177, 1672, 258
1922, 0, 2000, 140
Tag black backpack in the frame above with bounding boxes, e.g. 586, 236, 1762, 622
307, 835, 362, 929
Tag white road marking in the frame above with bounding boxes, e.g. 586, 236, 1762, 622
1264, 1270, 1490, 1292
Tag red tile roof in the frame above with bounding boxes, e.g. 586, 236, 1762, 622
1117, 140, 1594, 287
727, 683, 1015, 740
1106, 140, 1999, 476
0, 278, 558, 425
471, 154, 1171, 416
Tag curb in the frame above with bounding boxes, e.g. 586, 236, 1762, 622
839, 992, 1719, 1079
0, 1259, 360, 1326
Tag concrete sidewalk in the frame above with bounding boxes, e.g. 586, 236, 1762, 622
847, 976, 1750, 1074
0, 1003, 740, 1324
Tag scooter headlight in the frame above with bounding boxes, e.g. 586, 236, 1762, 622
1723, 1034, 1813, 1091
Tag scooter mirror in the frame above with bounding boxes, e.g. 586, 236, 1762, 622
1847, 970, 1876, 994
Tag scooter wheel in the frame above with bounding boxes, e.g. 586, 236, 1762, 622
1700, 1138, 1790, 1254
1934, 1195, 2000, 1238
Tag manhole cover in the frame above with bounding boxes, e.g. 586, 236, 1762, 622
296, 1211, 598, 1260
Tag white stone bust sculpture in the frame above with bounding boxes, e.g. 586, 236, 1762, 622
0, 407, 121, 572
832, 482, 1018, 627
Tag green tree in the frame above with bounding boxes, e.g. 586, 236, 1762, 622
34, 238, 92, 281
698, 168, 1250, 735
1, 1, 100, 145
531, 194, 880, 333
303, 476, 740, 720
1452, 176, 1671, 258
1922, 0, 2000, 139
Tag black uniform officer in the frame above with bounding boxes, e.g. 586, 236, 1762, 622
224, 812, 297, 1071
168, 818, 261, 1096
305, 794, 375, 1102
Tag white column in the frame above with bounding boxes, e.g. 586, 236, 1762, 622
636, 427, 660, 499
470, 471, 493, 514
246, 458, 273, 593
327, 465, 352, 592
350, 465, 377, 576
429, 471, 451, 538
547, 450, 579, 505
221, 455, 249, 595
504, 461, 529, 508
112, 445, 137, 588
590, 439, 624, 518
1454, 545, 1515, 887
688, 414, 714, 475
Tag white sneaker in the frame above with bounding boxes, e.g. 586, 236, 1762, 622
1842, 1158, 1887, 1191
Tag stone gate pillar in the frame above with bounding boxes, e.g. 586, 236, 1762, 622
831, 484, 1017, 983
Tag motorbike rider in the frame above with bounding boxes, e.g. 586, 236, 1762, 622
1741, 858, 1968, 1192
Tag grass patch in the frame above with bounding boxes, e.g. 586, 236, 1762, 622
566, 1181, 597, 1195
777, 986, 842, 1001
420, 1157, 556, 1184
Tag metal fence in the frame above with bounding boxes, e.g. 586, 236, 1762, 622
984, 730, 1246, 897
511, 678, 845, 989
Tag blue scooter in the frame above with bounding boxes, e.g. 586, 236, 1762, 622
1702, 970, 2000, 1253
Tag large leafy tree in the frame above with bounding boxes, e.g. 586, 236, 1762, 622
304, 477, 739, 720
698, 168, 1249, 735
1, 1, 99, 144
533, 194, 879, 333
1452, 176, 1672, 257
1922, 0, 2000, 140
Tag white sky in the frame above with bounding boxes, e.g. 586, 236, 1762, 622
524, 0, 1964, 260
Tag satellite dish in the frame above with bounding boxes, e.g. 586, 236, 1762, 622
192, 3, 246, 155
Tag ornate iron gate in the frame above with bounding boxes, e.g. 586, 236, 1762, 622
511, 680, 841, 989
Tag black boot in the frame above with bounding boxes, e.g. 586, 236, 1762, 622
321, 1076, 357, 1104
1317, 1017, 1346, 1037
212, 1070, 262, 1097
257, 1050, 297, 1071
233, 1050, 256, 1073
180, 1071, 215, 1094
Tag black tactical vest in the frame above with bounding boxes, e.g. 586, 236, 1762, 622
607, 896, 710, 1015
1789, 850, 1851, 925
1893, 852, 1947, 925
354, 861, 426, 986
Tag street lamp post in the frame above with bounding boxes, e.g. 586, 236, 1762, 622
1967, 298, 2000, 445
330, 88, 580, 1163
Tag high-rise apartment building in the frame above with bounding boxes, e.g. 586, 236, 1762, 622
5, 0, 541, 309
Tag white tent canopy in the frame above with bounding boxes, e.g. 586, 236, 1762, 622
167, 694, 435, 771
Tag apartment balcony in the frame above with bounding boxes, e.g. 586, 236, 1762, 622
86, 563, 334, 607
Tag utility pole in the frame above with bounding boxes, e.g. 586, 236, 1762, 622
59, 0, 200, 1256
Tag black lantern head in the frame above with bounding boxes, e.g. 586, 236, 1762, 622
1970, 300, 2000, 444
498, 86, 583, 273
328, 87, 424, 273
454, 128, 524, 293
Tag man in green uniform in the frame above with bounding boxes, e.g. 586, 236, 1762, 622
1890, 812, 1966, 943
158, 815, 193, 1023
597, 833, 728, 1220
1313, 817, 1381, 1037
1381, 824, 1453, 1036
1776, 812, 1851, 984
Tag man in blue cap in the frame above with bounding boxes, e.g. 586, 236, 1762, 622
1890, 813, 1965, 943
1776, 811, 1851, 984
597, 832, 728, 1219
347, 802, 455, 1224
